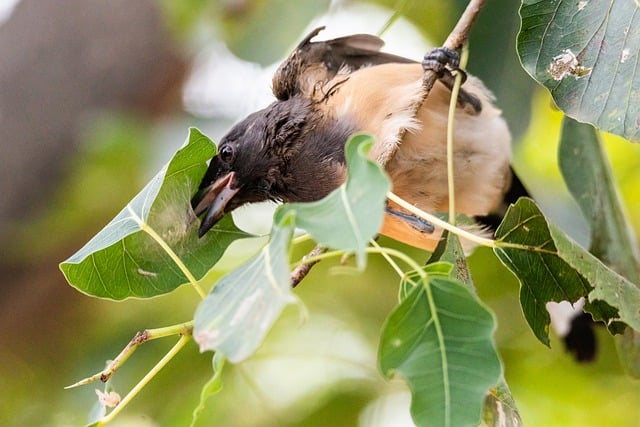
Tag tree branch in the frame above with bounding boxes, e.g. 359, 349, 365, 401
291, 245, 326, 288
377, 0, 486, 166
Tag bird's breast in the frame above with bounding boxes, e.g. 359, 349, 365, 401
322, 63, 512, 251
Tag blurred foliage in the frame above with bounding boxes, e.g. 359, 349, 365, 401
7, 114, 151, 263
3, 1, 640, 427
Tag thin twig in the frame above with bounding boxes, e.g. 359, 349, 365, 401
65, 321, 194, 389
99, 334, 191, 425
290, 244, 326, 288
378, 0, 487, 167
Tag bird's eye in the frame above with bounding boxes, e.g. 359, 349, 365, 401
219, 145, 234, 163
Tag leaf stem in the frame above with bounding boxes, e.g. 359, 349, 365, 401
367, 246, 427, 280
377, 0, 412, 36
292, 233, 312, 246
98, 334, 191, 425
370, 239, 405, 278
128, 206, 206, 299
377, 0, 487, 166
290, 244, 426, 282
446, 43, 469, 226
289, 249, 347, 270
386, 192, 496, 248
65, 321, 193, 388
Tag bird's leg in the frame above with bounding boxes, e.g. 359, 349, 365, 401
385, 201, 435, 234
422, 47, 482, 114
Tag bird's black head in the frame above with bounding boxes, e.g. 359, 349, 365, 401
192, 97, 315, 237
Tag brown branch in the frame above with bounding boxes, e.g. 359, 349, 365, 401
377, 0, 487, 167
290, 244, 326, 288
288, 0, 487, 288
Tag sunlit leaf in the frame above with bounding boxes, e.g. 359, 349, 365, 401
279, 134, 390, 269
517, 0, 640, 142
379, 271, 501, 427
190, 353, 225, 427
193, 211, 296, 363
60, 128, 251, 300
494, 198, 640, 346
559, 116, 640, 377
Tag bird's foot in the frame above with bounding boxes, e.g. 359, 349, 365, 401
422, 47, 462, 78
422, 47, 482, 114
385, 204, 435, 234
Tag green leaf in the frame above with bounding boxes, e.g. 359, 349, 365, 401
427, 232, 519, 423
193, 211, 297, 362
517, 0, 640, 142
494, 198, 640, 346
559, 117, 640, 377
60, 128, 250, 300
559, 117, 640, 281
190, 353, 225, 427
379, 274, 501, 427
278, 133, 390, 269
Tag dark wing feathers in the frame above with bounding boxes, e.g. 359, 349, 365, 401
272, 26, 415, 100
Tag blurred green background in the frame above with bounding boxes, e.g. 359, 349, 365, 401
0, 0, 638, 426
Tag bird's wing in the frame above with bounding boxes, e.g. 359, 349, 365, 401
272, 26, 415, 100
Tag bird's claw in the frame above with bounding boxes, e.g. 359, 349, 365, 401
422, 47, 481, 114
422, 47, 460, 76
385, 204, 435, 234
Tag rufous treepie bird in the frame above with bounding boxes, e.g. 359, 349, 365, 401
192, 27, 527, 251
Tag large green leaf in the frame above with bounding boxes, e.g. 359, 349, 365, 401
517, 0, 640, 142
279, 134, 390, 269
60, 128, 250, 300
193, 211, 296, 363
558, 117, 640, 376
379, 266, 501, 427
494, 198, 640, 346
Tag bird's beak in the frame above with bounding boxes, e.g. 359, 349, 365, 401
193, 172, 240, 237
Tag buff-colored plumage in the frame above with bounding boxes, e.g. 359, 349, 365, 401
317, 63, 511, 250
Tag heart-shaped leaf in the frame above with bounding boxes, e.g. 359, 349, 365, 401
379, 264, 501, 427
517, 0, 640, 142
60, 128, 250, 300
494, 198, 640, 345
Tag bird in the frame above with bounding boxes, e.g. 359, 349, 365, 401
192, 26, 526, 251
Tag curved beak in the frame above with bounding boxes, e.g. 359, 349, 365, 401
193, 172, 240, 237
